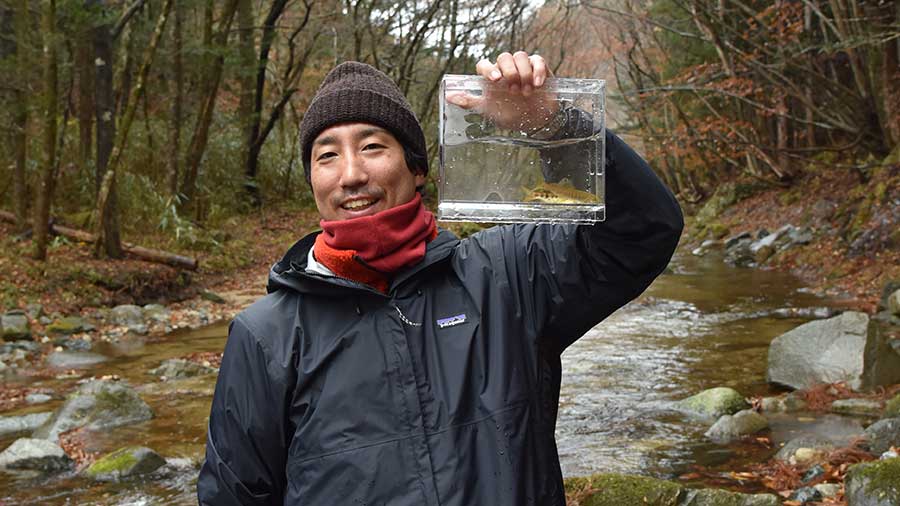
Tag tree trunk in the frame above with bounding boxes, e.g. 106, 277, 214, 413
95, 0, 173, 258
75, 17, 94, 180
237, 0, 259, 205
11, 0, 30, 233
883, 0, 900, 147
33, 0, 58, 261
94, 10, 120, 256
180, 0, 240, 211
167, 0, 182, 197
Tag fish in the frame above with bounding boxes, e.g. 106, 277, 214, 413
521, 181, 600, 204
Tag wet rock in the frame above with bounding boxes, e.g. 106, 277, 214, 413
45, 350, 108, 369
700, 239, 720, 249
25, 303, 43, 319
801, 464, 825, 484
127, 323, 149, 335
831, 398, 884, 416
84, 446, 166, 481
705, 410, 769, 444
564, 473, 682, 505
753, 245, 775, 264
0, 412, 53, 437
54, 336, 92, 351
25, 393, 52, 404
862, 418, 900, 456
884, 394, 900, 419
32, 379, 153, 442
759, 393, 808, 414
677, 387, 749, 419
724, 234, 755, 267
789, 487, 822, 504
142, 304, 169, 322
767, 311, 900, 391
786, 226, 813, 246
888, 290, 900, 318
149, 358, 216, 380
774, 435, 835, 463
0, 438, 72, 472
1, 310, 31, 341
677, 488, 780, 506
38, 316, 52, 325
111, 304, 144, 326
877, 281, 900, 312
692, 246, 707, 257
47, 316, 93, 335
845, 458, 900, 506
200, 290, 226, 304
770, 307, 838, 319
813, 483, 841, 499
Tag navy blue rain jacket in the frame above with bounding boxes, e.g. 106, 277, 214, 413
198, 129, 684, 505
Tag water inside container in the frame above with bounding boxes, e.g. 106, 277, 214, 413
439, 75, 605, 224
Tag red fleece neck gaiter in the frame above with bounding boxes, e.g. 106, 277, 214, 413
314, 193, 437, 292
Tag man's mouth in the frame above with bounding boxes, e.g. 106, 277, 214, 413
341, 198, 377, 211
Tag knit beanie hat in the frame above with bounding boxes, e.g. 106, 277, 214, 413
299, 61, 428, 182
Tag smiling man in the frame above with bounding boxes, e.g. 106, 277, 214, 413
198, 52, 683, 506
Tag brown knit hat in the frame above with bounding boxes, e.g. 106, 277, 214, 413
299, 61, 428, 183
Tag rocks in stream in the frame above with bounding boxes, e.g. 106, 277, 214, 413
148, 358, 217, 380
45, 350, 108, 369
676, 387, 749, 419
565, 473, 780, 506
704, 409, 769, 444
845, 457, 900, 506
0, 412, 53, 437
862, 418, 900, 456
32, 379, 153, 442
1, 310, 31, 341
767, 311, 900, 391
830, 398, 883, 416
720, 225, 814, 268
0, 438, 73, 472
47, 316, 94, 335
84, 446, 166, 481
774, 435, 836, 464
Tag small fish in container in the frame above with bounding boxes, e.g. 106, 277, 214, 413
438, 74, 606, 224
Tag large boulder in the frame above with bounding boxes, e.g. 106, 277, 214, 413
563, 473, 780, 506
32, 379, 153, 442
0, 437, 72, 472
767, 311, 900, 391
862, 418, 900, 456
845, 458, 900, 506
84, 446, 166, 481
679, 488, 780, 506
677, 388, 749, 419
1, 310, 31, 341
0, 412, 53, 437
704, 410, 769, 444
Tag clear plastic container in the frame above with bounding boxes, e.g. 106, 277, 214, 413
438, 75, 605, 224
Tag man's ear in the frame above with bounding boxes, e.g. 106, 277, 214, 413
414, 171, 426, 188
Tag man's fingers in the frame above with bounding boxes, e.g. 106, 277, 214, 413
476, 58, 501, 81
513, 51, 533, 95
495, 52, 520, 93
529, 54, 550, 87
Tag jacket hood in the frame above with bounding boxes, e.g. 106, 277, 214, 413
267, 228, 459, 296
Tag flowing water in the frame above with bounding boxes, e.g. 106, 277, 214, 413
0, 249, 856, 504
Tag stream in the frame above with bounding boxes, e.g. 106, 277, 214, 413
0, 249, 860, 505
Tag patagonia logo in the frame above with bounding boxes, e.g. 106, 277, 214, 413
436, 314, 467, 328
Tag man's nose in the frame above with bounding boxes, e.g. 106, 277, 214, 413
338, 153, 369, 188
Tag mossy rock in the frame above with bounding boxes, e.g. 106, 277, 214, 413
565, 473, 682, 506
884, 393, 900, 419
47, 316, 91, 335
845, 458, 900, 506
84, 446, 165, 480
709, 222, 730, 240
677, 387, 749, 419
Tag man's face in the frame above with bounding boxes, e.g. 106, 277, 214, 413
310, 123, 425, 221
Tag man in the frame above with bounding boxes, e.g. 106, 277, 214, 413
198, 51, 683, 505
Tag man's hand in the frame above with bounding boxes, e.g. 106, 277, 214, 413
447, 51, 560, 134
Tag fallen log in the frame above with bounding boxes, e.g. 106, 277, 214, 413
0, 210, 198, 270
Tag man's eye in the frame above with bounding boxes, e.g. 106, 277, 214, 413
363, 143, 384, 150
316, 151, 336, 161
